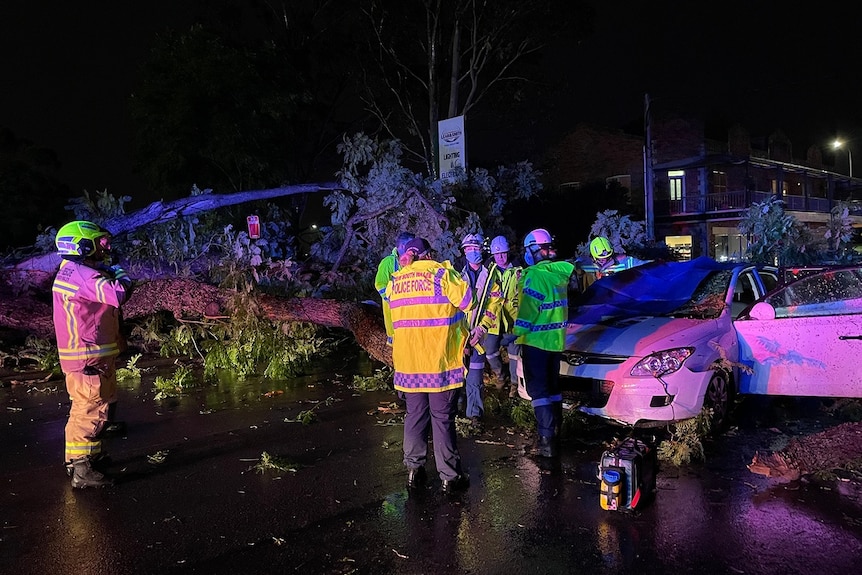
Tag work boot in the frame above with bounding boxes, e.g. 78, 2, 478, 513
441, 473, 470, 495
65, 452, 111, 477
70, 457, 114, 489
407, 466, 427, 489
531, 436, 559, 458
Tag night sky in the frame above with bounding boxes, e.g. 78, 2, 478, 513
2, 1, 861, 207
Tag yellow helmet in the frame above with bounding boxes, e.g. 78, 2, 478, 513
590, 236, 614, 260
55, 220, 110, 258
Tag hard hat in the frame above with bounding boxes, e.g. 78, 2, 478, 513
523, 228, 553, 248
55, 220, 110, 258
590, 236, 614, 259
490, 235, 510, 255
461, 233, 485, 249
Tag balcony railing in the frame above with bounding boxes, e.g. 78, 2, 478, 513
660, 190, 834, 216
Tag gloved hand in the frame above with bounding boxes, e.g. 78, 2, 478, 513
109, 265, 132, 286
469, 325, 487, 347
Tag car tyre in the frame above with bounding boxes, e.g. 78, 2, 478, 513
704, 369, 734, 433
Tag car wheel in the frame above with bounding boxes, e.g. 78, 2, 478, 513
703, 369, 734, 433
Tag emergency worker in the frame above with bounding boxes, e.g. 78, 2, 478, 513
576, 236, 649, 291
375, 231, 416, 345
514, 228, 574, 458
459, 233, 503, 425
485, 235, 522, 397
385, 238, 474, 494
53, 220, 133, 488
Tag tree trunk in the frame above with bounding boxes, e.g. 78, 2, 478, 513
0, 278, 393, 368
4, 184, 341, 289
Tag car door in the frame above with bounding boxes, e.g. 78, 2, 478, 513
733, 267, 862, 397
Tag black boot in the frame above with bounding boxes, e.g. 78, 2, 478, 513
532, 435, 559, 458
441, 473, 470, 494
407, 466, 427, 489
70, 457, 113, 489
65, 452, 111, 477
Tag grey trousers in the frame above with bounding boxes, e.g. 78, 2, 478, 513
402, 389, 463, 481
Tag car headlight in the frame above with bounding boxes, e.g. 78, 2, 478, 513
630, 347, 694, 377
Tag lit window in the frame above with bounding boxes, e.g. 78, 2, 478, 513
669, 170, 684, 201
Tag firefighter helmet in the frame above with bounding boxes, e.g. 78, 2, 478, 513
55, 221, 110, 258
590, 236, 614, 260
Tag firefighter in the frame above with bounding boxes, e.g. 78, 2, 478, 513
386, 237, 474, 494
375, 231, 416, 345
576, 236, 648, 291
53, 220, 132, 488
514, 228, 574, 458
459, 233, 503, 426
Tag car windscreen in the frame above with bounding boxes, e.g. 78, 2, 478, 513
569, 257, 737, 324
666, 270, 732, 319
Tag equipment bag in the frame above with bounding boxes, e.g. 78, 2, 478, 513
598, 437, 657, 510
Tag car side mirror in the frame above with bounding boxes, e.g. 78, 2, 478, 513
748, 301, 776, 320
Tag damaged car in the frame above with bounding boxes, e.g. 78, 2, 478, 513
555, 257, 778, 430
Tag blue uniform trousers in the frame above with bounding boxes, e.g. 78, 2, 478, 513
521, 345, 563, 439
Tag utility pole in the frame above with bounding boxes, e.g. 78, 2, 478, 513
643, 93, 655, 242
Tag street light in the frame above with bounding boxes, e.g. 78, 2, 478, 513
832, 139, 853, 178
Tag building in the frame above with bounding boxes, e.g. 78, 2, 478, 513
551, 116, 862, 261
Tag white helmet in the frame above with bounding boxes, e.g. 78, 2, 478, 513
490, 235, 510, 255
523, 228, 555, 265
523, 228, 553, 248
461, 233, 485, 249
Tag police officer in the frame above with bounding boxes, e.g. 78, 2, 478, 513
386, 238, 474, 494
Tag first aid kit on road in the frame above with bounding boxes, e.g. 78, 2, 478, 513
598, 437, 657, 511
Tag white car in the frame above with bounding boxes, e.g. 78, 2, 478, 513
734, 265, 862, 398
554, 258, 778, 429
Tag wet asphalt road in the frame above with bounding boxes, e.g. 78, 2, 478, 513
2, 352, 862, 575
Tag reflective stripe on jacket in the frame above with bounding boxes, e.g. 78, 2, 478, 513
386, 260, 475, 392
375, 249, 400, 341
514, 260, 574, 352
498, 265, 522, 334
461, 263, 503, 335
52, 259, 130, 372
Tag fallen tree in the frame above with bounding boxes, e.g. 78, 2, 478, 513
0, 277, 393, 368
3, 183, 341, 288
